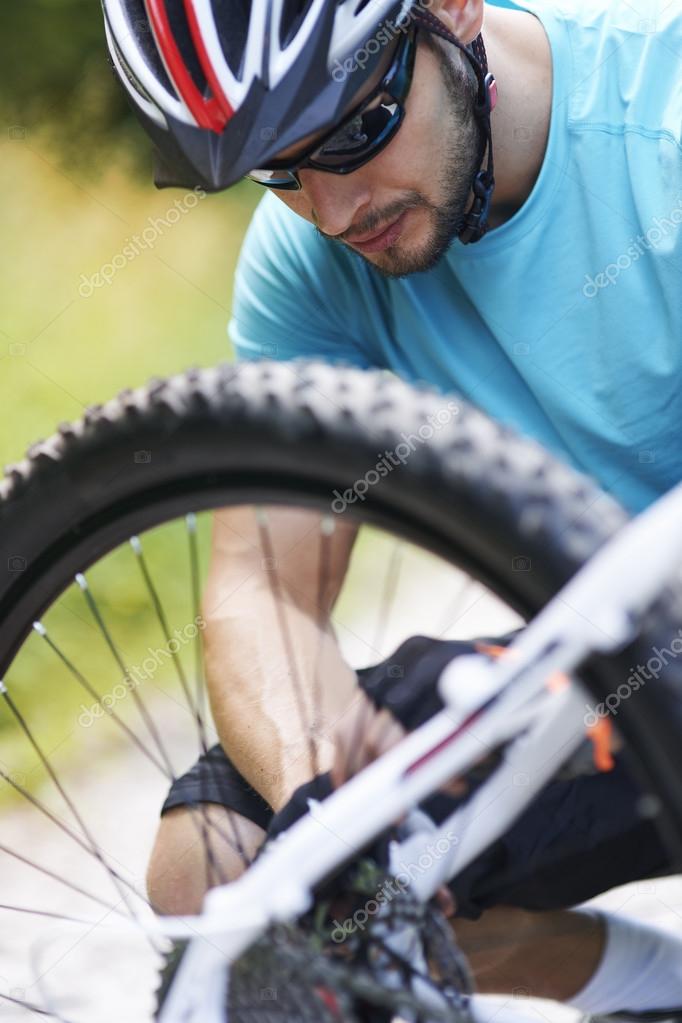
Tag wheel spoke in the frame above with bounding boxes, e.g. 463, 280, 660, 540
130, 535, 207, 745
0, 904, 95, 925
0, 685, 150, 930
32, 595, 244, 888
33, 623, 169, 778
130, 530, 233, 884
437, 576, 479, 637
0, 842, 123, 916
76, 573, 175, 778
0, 990, 79, 1022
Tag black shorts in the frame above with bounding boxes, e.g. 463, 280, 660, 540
162, 635, 672, 919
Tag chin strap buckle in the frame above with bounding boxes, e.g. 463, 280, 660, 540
477, 73, 498, 116
458, 170, 495, 245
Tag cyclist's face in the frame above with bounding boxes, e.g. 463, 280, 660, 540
269, 35, 482, 277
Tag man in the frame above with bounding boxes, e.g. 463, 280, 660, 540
103, 0, 682, 1014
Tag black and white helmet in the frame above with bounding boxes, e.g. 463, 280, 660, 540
102, 0, 415, 191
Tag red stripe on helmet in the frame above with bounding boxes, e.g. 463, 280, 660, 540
144, 0, 227, 132
183, 0, 235, 123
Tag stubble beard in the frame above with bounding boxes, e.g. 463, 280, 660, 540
347, 42, 484, 279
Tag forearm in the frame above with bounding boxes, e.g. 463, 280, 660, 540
204, 585, 357, 810
202, 506, 358, 812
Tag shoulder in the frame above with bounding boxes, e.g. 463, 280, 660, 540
524, 0, 682, 142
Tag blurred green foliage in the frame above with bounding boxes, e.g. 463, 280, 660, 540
2, 0, 143, 173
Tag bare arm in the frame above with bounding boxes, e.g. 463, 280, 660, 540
201, 505, 359, 811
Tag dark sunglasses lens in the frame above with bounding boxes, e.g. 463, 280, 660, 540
310, 97, 402, 170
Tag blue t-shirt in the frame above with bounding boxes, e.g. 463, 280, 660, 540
229, 0, 682, 514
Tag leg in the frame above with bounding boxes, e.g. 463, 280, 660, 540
147, 803, 266, 915
148, 742, 274, 915
455, 906, 606, 1001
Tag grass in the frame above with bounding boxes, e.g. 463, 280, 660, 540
0, 136, 260, 463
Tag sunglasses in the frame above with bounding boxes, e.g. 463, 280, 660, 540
247, 27, 417, 190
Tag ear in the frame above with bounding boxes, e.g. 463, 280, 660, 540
422, 0, 484, 45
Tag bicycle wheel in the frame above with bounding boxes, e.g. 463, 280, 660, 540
0, 359, 679, 1022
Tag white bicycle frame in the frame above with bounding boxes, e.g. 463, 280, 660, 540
156, 480, 682, 1023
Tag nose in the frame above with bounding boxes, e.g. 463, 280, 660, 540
298, 168, 372, 239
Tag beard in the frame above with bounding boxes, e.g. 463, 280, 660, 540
327, 38, 484, 279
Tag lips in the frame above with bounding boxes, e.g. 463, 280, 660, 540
346, 210, 409, 254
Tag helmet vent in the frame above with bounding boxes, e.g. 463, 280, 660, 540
279, 0, 317, 49
120, 0, 176, 93
163, 1, 211, 95
212, 0, 251, 79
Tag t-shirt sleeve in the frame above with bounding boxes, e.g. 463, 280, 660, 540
228, 192, 379, 368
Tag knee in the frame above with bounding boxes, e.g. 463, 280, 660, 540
146, 804, 266, 915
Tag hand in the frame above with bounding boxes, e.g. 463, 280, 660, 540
331, 692, 406, 788
330, 691, 460, 918
332, 691, 469, 794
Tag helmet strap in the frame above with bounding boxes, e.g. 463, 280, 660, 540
412, 9, 497, 245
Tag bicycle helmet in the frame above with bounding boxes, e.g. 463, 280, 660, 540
102, 0, 416, 192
